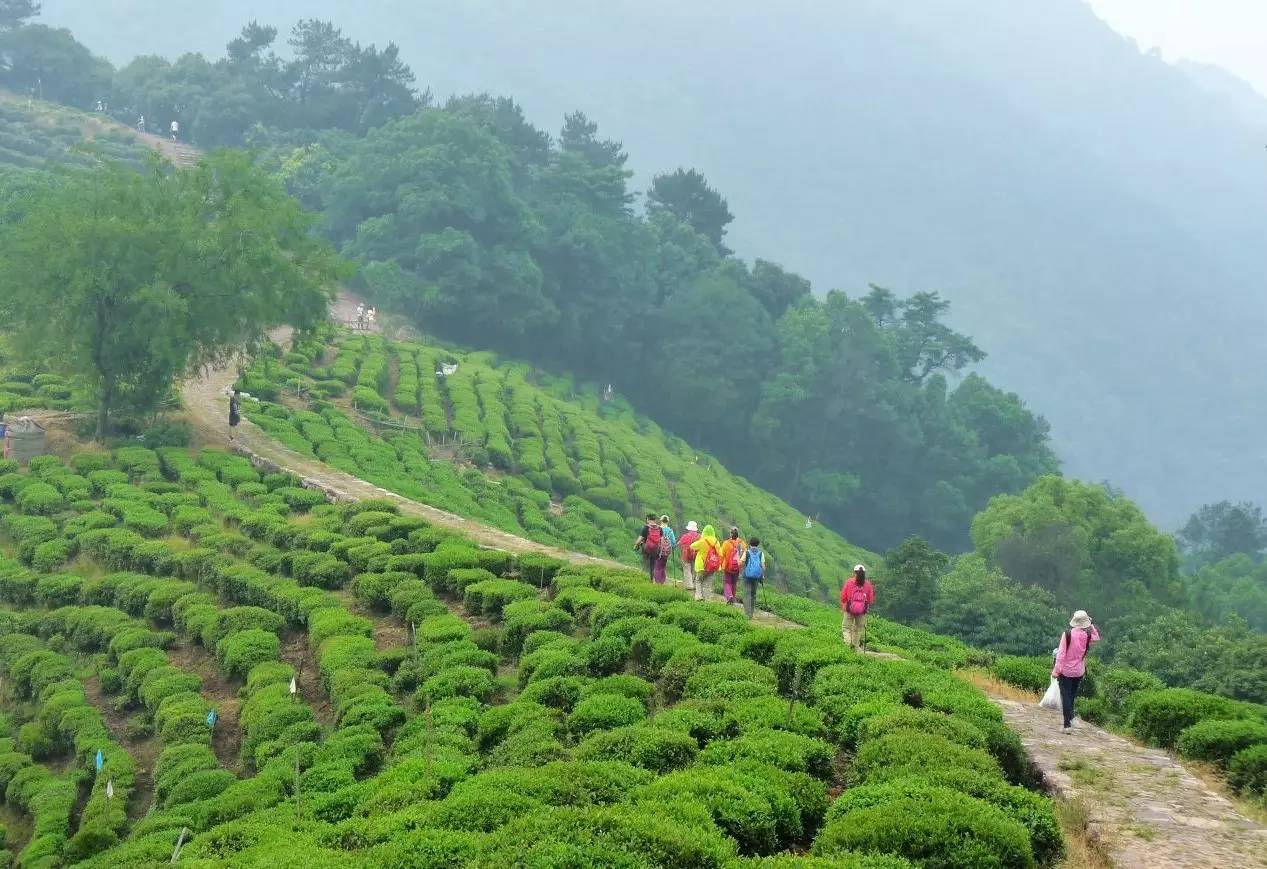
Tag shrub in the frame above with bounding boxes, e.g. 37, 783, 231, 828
568, 694, 646, 736
165, 769, 237, 807
419, 666, 498, 704
1227, 744, 1267, 795
814, 781, 1035, 869
16, 483, 63, 515
477, 804, 737, 867
634, 768, 782, 855
849, 732, 1001, 786
575, 725, 698, 773
990, 657, 1051, 694
216, 630, 281, 680
1127, 689, 1248, 748
1177, 719, 1267, 768
700, 729, 836, 779
464, 579, 538, 619
579, 674, 654, 705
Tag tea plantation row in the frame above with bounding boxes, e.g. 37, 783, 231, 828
236, 329, 872, 598
0, 445, 1062, 867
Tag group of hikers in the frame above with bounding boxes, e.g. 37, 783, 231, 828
634, 515, 769, 618
632, 511, 1099, 733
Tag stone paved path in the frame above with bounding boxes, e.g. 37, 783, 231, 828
991, 696, 1267, 868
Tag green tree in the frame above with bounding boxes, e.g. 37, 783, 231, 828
0, 0, 38, 30
0, 153, 342, 438
877, 536, 950, 624
971, 476, 1181, 615
0, 23, 112, 106
1178, 501, 1267, 568
646, 168, 734, 251
928, 554, 1064, 656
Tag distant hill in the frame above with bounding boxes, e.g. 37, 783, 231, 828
38, 0, 1267, 526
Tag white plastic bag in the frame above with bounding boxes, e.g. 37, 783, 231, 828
1040, 678, 1061, 711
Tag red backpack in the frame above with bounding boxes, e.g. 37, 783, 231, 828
644, 525, 662, 554
703, 544, 722, 574
725, 543, 742, 574
846, 582, 870, 616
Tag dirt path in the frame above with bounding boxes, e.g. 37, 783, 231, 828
988, 694, 1267, 868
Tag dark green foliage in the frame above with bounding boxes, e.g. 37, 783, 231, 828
575, 725, 698, 773
1227, 744, 1267, 795
815, 781, 1035, 869
1176, 719, 1267, 768
1126, 688, 1251, 748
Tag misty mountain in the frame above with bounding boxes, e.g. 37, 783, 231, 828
40, 0, 1267, 527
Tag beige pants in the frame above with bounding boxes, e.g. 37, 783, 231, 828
842, 611, 866, 649
682, 561, 696, 593
696, 570, 715, 602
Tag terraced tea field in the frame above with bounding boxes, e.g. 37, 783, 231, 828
237, 328, 872, 598
0, 95, 150, 174
0, 445, 1062, 867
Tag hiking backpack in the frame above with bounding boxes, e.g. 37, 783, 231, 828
657, 530, 672, 558
703, 544, 722, 574
742, 548, 765, 581
726, 543, 742, 574
846, 583, 869, 616
644, 525, 662, 554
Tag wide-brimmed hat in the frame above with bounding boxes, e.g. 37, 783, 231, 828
659, 515, 670, 523
853, 564, 867, 573
686, 521, 698, 532
1069, 610, 1093, 629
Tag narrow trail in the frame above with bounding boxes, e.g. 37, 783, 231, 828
990, 696, 1267, 868
171, 239, 1267, 869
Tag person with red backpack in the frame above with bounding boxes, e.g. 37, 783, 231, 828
840, 564, 875, 650
690, 524, 723, 602
678, 521, 700, 594
719, 527, 746, 605
1051, 610, 1100, 733
633, 513, 658, 578
650, 515, 677, 585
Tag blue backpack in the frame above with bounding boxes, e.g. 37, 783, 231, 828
742, 547, 765, 580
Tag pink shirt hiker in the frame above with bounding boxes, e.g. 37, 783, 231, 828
1052, 625, 1100, 678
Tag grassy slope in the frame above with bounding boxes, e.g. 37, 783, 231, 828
238, 329, 874, 599
0, 92, 151, 173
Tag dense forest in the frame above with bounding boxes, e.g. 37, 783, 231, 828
33, 0, 1267, 531
0, 10, 1058, 552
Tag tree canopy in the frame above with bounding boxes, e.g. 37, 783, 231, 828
0, 152, 343, 437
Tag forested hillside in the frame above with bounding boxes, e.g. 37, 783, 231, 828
36, 0, 1267, 528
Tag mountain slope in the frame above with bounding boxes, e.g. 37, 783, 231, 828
230, 326, 873, 598
40, 0, 1267, 526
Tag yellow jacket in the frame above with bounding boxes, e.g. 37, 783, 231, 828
691, 525, 721, 573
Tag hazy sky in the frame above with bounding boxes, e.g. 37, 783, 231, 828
1087, 0, 1267, 93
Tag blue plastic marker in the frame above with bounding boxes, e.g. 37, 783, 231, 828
95, 749, 103, 772
206, 709, 218, 728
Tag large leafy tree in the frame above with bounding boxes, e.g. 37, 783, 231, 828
0, 153, 342, 438
646, 168, 734, 251
1177, 501, 1267, 568
971, 475, 1181, 615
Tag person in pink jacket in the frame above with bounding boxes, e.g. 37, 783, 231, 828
1052, 610, 1100, 733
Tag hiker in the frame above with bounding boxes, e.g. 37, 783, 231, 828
651, 515, 677, 585
720, 527, 745, 605
678, 521, 700, 593
690, 524, 723, 602
840, 564, 874, 650
355, 302, 365, 330
1052, 610, 1100, 734
228, 389, 242, 442
367, 306, 377, 326
740, 536, 767, 619
137, 114, 145, 133
170, 120, 179, 141
634, 513, 658, 578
